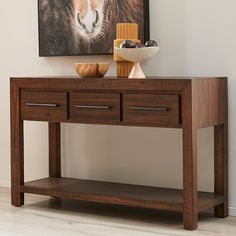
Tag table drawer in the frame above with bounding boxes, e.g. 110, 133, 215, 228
123, 94, 180, 126
21, 91, 67, 120
70, 93, 120, 122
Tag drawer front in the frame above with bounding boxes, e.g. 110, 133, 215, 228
123, 94, 180, 126
70, 93, 120, 122
21, 91, 67, 120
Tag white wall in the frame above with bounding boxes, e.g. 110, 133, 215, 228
1, 0, 236, 214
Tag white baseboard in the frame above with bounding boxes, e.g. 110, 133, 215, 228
229, 207, 236, 216
0, 179, 10, 188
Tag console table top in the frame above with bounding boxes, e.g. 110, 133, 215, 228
11, 76, 226, 80
11, 76, 227, 93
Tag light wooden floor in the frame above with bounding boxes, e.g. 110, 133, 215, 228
0, 188, 235, 236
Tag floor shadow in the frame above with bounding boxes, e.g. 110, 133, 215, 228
26, 196, 214, 229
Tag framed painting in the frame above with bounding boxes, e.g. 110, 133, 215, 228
38, 0, 150, 56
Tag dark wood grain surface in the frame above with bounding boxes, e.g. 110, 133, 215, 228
10, 82, 24, 206
21, 91, 67, 121
70, 93, 120, 122
123, 94, 179, 125
10, 77, 190, 93
49, 123, 61, 178
20, 177, 224, 213
10, 76, 228, 231
182, 83, 198, 230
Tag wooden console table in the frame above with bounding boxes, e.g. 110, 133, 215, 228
10, 77, 228, 230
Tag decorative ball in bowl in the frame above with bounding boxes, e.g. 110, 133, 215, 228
114, 40, 160, 79
74, 62, 110, 78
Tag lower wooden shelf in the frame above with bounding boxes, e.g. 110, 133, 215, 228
20, 177, 224, 213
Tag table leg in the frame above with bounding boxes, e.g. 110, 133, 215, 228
214, 124, 228, 217
49, 123, 61, 178
182, 126, 198, 230
11, 84, 24, 207
182, 84, 198, 230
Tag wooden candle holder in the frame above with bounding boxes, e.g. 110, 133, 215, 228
114, 23, 140, 78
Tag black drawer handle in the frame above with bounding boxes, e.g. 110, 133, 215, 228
130, 106, 169, 112
75, 105, 111, 110
25, 103, 58, 107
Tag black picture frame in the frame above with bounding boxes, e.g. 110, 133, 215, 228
38, 0, 150, 57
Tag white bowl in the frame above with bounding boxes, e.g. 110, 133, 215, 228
114, 47, 160, 78
114, 46, 160, 63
